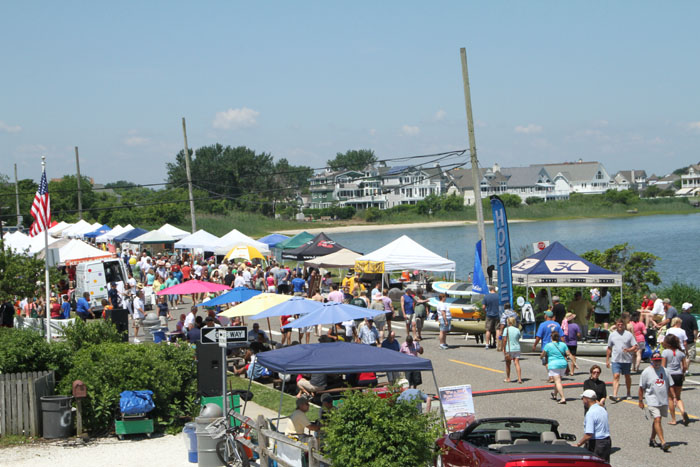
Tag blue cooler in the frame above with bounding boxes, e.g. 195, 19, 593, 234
183, 422, 197, 463
151, 326, 168, 343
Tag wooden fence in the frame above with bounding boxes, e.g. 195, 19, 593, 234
232, 412, 333, 467
0, 371, 55, 437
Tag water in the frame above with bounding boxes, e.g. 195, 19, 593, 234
329, 213, 700, 286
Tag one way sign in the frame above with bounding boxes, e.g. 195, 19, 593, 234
201, 326, 248, 345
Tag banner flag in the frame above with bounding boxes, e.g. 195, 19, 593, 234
471, 240, 488, 294
489, 195, 513, 309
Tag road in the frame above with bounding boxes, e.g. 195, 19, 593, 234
147, 300, 700, 466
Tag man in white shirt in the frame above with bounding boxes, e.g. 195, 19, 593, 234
242, 267, 252, 287
234, 271, 246, 288
184, 306, 197, 330
193, 262, 203, 279
132, 291, 145, 338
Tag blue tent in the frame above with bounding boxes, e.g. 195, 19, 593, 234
83, 224, 111, 238
282, 302, 377, 329
257, 233, 289, 248
511, 241, 622, 287
251, 296, 314, 319
255, 342, 433, 374
113, 228, 149, 243
199, 287, 261, 307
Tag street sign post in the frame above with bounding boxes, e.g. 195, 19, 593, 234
200, 326, 247, 426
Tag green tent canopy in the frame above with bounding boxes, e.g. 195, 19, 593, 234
276, 231, 314, 250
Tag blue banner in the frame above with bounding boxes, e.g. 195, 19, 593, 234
490, 195, 513, 309
471, 240, 488, 294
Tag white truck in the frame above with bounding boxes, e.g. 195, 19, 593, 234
74, 258, 130, 312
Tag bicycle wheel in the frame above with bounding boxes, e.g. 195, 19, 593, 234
216, 436, 250, 467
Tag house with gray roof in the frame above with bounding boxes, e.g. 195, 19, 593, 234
612, 170, 648, 191
676, 163, 700, 197
531, 160, 611, 195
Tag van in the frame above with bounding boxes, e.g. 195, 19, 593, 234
75, 258, 129, 312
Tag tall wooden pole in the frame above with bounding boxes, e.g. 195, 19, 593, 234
460, 47, 488, 273
75, 147, 82, 220
182, 118, 196, 233
14, 164, 21, 228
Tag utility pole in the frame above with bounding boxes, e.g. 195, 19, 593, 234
14, 164, 21, 228
182, 117, 196, 233
460, 47, 488, 274
75, 147, 82, 220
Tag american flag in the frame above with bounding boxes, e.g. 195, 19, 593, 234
29, 168, 51, 237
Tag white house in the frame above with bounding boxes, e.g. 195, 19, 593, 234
676, 164, 700, 197
531, 160, 611, 195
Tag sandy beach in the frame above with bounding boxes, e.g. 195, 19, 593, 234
277, 219, 531, 235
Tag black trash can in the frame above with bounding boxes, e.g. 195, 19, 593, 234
41, 395, 73, 438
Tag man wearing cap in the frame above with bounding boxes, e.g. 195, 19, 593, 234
575, 390, 611, 462
639, 351, 673, 452
532, 310, 562, 352
678, 302, 698, 375
606, 318, 638, 402
285, 397, 319, 436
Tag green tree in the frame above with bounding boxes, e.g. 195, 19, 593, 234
0, 244, 63, 302
643, 185, 661, 198
525, 196, 544, 205
327, 149, 377, 171
49, 175, 98, 221
0, 178, 38, 228
322, 389, 440, 467
581, 243, 661, 314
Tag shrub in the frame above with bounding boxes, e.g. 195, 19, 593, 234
0, 328, 72, 379
57, 342, 197, 435
322, 389, 441, 467
525, 196, 544, 205
654, 282, 700, 308
61, 318, 125, 352
363, 207, 383, 222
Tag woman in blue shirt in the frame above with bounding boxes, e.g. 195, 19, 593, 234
541, 330, 575, 404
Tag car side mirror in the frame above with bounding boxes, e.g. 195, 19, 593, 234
561, 433, 577, 441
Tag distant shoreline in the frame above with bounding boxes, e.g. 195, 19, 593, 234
276, 219, 533, 235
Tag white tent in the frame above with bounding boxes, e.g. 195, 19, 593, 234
27, 233, 60, 254
97, 224, 133, 242
96, 224, 123, 242
76, 222, 103, 239
61, 219, 93, 238
354, 235, 456, 272
174, 229, 221, 250
48, 221, 71, 237
305, 248, 362, 269
157, 223, 190, 240
2, 231, 32, 253
131, 230, 177, 244
215, 229, 270, 255
58, 239, 113, 265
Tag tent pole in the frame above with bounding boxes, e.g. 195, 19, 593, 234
243, 362, 255, 416
276, 378, 287, 431
266, 318, 273, 345
430, 370, 448, 430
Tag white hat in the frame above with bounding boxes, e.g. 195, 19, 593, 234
580, 389, 597, 400
682, 302, 693, 311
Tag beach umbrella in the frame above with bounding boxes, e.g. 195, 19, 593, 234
156, 279, 230, 296
282, 302, 377, 329
250, 296, 316, 320
199, 287, 261, 307
218, 293, 293, 318
223, 245, 264, 262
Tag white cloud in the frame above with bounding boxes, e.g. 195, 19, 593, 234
434, 109, 447, 121
0, 121, 22, 133
514, 124, 543, 134
123, 136, 150, 146
212, 107, 260, 129
369, 128, 377, 136
688, 121, 700, 131
401, 125, 420, 136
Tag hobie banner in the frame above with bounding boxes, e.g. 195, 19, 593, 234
489, 195, 513, 309
471, 240, 488, 294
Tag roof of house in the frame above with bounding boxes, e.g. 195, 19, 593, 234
531, 161, 605, 182
615, 170, 648, 183
499, 166, 551, 187
449, 167, 487, 190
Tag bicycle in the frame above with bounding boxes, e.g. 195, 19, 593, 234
208, 405, 253, 467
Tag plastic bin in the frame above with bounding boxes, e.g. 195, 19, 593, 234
151, 326, 168, 343
183, 422, 198, 463
195, 416, 223, 467
41, 395, 73, 439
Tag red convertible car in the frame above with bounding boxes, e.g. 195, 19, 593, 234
436, 417, 611, 467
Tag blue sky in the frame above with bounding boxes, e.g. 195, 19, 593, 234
2, 1, 699, 184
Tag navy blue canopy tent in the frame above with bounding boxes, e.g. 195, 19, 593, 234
255, 342, 433, 374
257, 233, 289, 248
83, 224, 111, 238
113, 228, 149, 243
511, 241, 622, 288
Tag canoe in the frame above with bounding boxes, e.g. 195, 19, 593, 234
431, 281, 479, 297
423, 318, 486, 334
427, 297, 480, 320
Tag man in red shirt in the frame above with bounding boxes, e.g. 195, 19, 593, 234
181, 262, 191, 281
280, 314, 292, 346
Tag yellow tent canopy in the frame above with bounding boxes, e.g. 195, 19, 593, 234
223, 244, 264, 262
219, 293, 293, 318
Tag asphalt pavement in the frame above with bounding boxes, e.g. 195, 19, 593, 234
140, 299, 700, 467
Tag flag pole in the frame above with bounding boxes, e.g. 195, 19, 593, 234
42, 156, 52, 343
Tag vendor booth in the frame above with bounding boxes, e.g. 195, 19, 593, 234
215, 229, 270, 255
354, 235, 455, 274
281, 233, 345, 261
304, 248, 361, 269
173, 229, 221, 251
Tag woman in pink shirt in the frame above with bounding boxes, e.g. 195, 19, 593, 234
631, 311, 647, 372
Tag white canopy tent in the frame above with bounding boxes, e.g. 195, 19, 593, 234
157, 223, 190, 240
96, 224, 132, 242
56, 239, 113, 265
131, 230, 177, 244
354, 235, 456, 273
174, 229, 221, 250
2, 231, 32, 253
214, 229, 270, 255
60, 219, 93, 238
77, 222, 103, 239
26, 233, 59, 255
305, 248, 362, 269
48, 221, 72, 237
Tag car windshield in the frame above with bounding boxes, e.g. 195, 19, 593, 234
472, 420, 555, 434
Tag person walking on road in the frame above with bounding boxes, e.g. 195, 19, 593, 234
502, 317, 522, 383
483, 285, 500, 349
437, 293, 451, 350
606, 318, 638, 402
639, 351, 673, 452
678, 302, 697, 375
401, 289, 417, 340
661, 334, 689, 426
575, 390, 611, 462
541, 331, 573, 404
582, 365, 607, 408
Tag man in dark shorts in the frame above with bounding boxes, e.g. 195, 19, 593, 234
280, 314, 292, 345
576, 390, 611, 462
482, 285, 500, 349
679, 302, 698, 375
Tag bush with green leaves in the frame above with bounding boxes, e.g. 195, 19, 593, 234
60, 318, 125, 352
57, 342, 198, 435
0, 328, 71, 379
322, 389, 441, 467
654, 282, 700, 309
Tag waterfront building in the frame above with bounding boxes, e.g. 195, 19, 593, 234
676, 163, 700, 197
612, 170, 648, 191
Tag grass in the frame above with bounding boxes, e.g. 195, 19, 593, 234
0, 434, 33, 446
178, 213, 334, 237
227, 375, 318, 421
